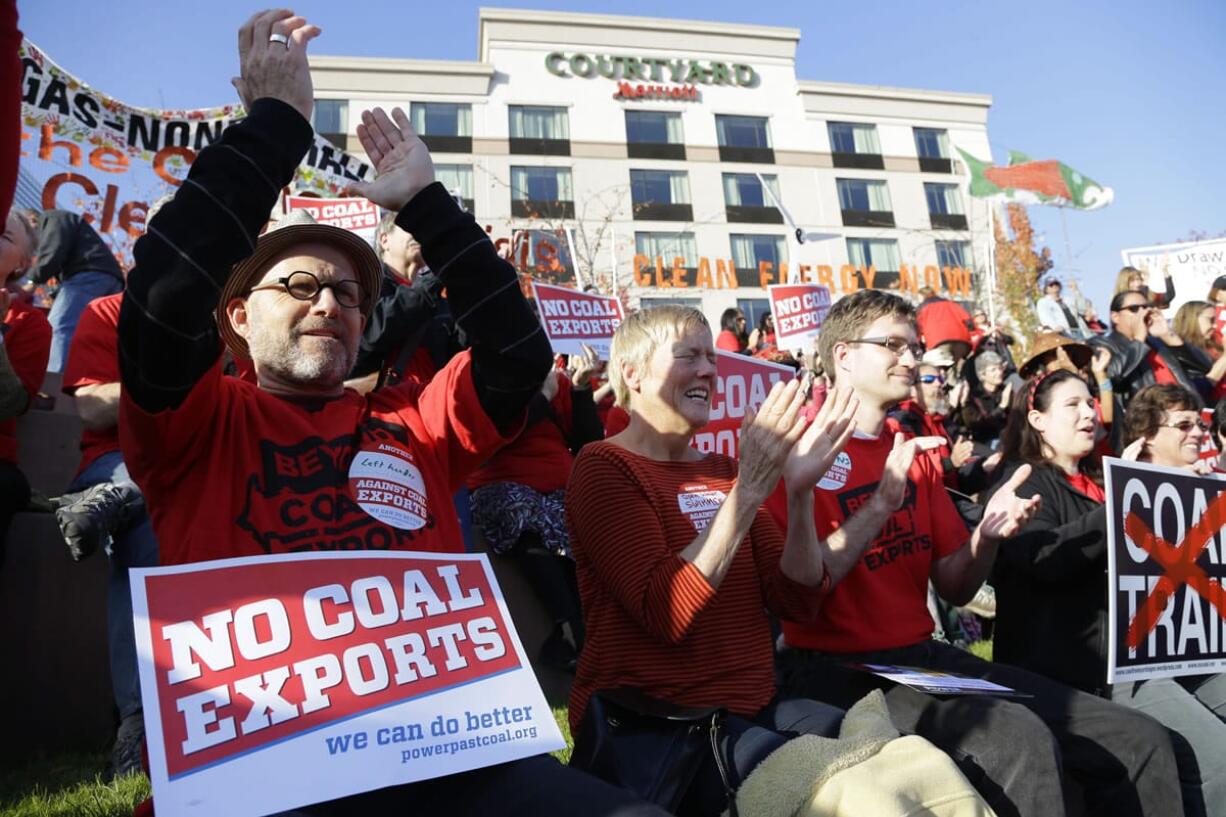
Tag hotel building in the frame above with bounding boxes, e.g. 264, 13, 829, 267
308, 7, 994, 325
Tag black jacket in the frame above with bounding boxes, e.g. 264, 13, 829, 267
1089, 331, 1197, 452
350, 266, 462, 380
29, 209, 123, 284
985, 463, 1110, 696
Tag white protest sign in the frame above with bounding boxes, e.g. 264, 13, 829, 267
133, 551, 563, 817
1121, 238, 1226, 312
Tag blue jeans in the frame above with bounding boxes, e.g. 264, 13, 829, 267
67, 450, 158, 719
47, 270, 123, 372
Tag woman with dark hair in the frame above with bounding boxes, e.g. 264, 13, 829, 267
1123, 383, 1209, 470
715, 307, 747, 353
989, 374, 1226, 817
747, 311, 776, 353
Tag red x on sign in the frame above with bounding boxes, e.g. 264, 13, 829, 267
1123, 490, 1226, 650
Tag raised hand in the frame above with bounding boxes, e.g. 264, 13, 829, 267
736, 378, 808, 502
979, 464, 1041, 541
1092, 347, 1112, 380
232, 10, 320, 122
347, 107, 436, 212
569, 343, 603, 389
872, 433, 946, 513
1120, 437, 1146, 461
782, 382, 857, 491
950, 435, 974, 468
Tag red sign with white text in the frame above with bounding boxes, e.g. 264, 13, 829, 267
133, 552, 563, 817
769, 283, 831, 352
531, 280, 624, 359
285, 196, 380, 240
692, 352, 796, 458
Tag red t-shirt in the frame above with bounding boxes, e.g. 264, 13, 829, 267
1063, 471, 1105, 503
62, 292, 123, 474
0, 299, 51, 464
603, 404, 630, 437
120, 351, 512, 566
1148, 350, 1177, 385
467, 373, 574, 494
766, 421, 968, 653
716, 330, 742, 353
566, 442, 825, 732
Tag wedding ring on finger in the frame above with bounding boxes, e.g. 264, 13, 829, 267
268, 33, 290, 49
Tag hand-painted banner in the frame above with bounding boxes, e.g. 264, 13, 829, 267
285, 196, 380, 243
511, 229, 578, 288
132, 551, 564, 817
1121, 238, 1226, 313
692, 352, 795, 459
531, 280, 623, 359
19, 40, 372, 270
1104, 458, 1226, 684
768, 283, 830, 351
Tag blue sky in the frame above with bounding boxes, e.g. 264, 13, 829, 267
20, 0, 1226, 315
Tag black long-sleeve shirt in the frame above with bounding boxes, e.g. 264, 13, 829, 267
29, 209, 123, 284
118, 97, 549, 428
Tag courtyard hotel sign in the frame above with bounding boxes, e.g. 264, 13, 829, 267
544, 52, 758, 101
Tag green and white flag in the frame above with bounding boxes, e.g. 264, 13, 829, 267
957, 149, 1113, 210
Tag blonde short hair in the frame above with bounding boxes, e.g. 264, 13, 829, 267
608, 305, 709, 408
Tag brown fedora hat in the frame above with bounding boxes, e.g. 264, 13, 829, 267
1019, 332, 1091, 379
216, 209, 383, 359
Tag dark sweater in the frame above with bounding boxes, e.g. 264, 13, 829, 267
986, 462, 1110, 696
119, 97, 549, 427
29, 209, 123, 284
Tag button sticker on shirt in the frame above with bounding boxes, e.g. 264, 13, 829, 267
817, 451, 852, 491
348, 441, 429, 530
677, 483, 728, 533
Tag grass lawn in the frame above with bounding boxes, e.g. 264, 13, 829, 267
6, 648, 1007, 815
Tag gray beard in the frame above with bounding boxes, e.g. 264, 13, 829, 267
246, 322, 357, 387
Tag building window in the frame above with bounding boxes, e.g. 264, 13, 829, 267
635, 231, 699, 266
509, 106, 571, 155
715, 115, 774, 164
722, 173, 783, 224
846, 238, 902, 289
836, 179, 895, 227
510, 166, 574, 219
737, 298, 772, 331
914, 128, 952, 173
625, 111, 685, 160
641, 296, 703, 310
630, 170, 693, 221
936, 240, 970, 269
435, 164, 474, 213
410, 103, 472, 153
313, 99, 347, 148
730, 234, 787, 287
925, 183, 967, 230
828, 122, 884, 169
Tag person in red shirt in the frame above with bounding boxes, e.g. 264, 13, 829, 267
567, 304, 867, 814
0, 209, 50, 565
54, 291, 158, 777
992, 372, 1226, 816
468, 345, 604, 670
714, 307, 746, 353
118, 13, 665, 817
915, 286, 972, 362
770, 289, 1182, 817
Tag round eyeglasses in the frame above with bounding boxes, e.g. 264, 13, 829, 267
248, 270, 366, 309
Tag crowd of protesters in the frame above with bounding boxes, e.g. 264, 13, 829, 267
7, 7, 1226, 817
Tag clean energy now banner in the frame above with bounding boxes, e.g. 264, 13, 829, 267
692, 351, 795, 459
133, 552, 563, 817
20, 39, 373, 269
531, 280, 624, 359
1104, 458, 1226, 684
